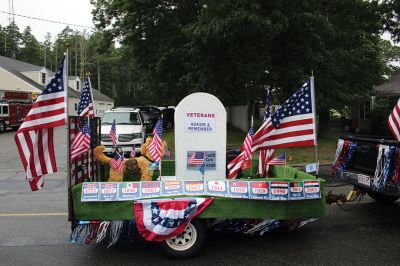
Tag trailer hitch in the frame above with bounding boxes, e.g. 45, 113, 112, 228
325, 191, 347, 205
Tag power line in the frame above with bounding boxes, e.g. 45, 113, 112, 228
0, 10, 96, 30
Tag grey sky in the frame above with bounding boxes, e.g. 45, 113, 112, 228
0, 0, 94, 42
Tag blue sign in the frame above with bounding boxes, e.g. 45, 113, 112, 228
304, 181, 321, 199
140, 181, 161, 198
81, 182, 100, 201
228, 181, 250, 198
162, 181, 183, 195
270, 181, 289, 200
248, 181, 270, 200
118, 182, 141, 200
289, 181, 305, 200
205, 180, 228, 197
99, 183, 118, 201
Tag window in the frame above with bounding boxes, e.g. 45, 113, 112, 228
76, 81, 80, 91
358, 100, 371, 120
2, 105, 9, 115
41, 73, 46, 84
74, 103, 78, 111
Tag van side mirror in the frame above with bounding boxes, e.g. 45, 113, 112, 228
143, 121, 150, 125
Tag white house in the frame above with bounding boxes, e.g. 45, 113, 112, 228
0, 55, 114, 116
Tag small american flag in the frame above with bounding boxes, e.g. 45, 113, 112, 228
388, 98, 400, 141
110, 152, 124, 172
148, 118, 163, 162
252, 79, 316, 151
130, 147, 136, 158
14, 56, 66, 191
267, 153, 286, 165
227, 125, 255, 179
258, 89, 274, 177
110, 119, 117, 147
70, 121, 91, 161
188, 152, 205, 165
77, 78, 94, 117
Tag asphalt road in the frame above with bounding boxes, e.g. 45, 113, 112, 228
1, 127, 400, 265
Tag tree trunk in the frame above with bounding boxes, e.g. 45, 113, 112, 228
318, 109, 330, 136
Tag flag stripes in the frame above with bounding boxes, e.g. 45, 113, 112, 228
388, 98, 400, 141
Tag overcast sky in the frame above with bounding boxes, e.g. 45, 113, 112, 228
0, 0, 95, 42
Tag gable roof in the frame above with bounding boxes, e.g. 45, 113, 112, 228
0, 55, 113, 102
374, 74, 400, 96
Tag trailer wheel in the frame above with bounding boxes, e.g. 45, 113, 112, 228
367, 191, 399, 204
160, 219, 207, 258
0, 121, 6, 133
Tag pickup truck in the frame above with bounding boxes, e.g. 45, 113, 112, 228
336, 136, 400, 203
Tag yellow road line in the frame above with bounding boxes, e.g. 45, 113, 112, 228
0, 212, 68, 217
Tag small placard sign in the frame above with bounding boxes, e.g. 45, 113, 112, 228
249, 181, 270, 200
289, 181, 305, 200
141, 181, 161, 198
205, 180, 228, 197
81, 182, 100, 201
304, 181, 321, 199
99, 183, 118, 201
228, 181, 249, 198
118, 182, 141, 200
270, 182, 289, 200
162, 181, 184, 195
183, 181, 205, 195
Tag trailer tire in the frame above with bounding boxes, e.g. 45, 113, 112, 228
367, 191, 399, 204
160, 219, 207, 259
0, 121, 6, 133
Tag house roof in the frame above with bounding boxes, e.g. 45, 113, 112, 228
374, 74, 400, 96
0, 55, 113, 103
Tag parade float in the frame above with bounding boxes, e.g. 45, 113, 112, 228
67, 84, 326, 258
13, 55, 326, 258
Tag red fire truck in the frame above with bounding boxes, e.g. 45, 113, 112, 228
0, 91, 33, 133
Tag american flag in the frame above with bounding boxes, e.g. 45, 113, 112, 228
77, 78, 94, 117
188, 152, 205, 165
388, 98, 400, 141
14, 56, 66, 191
258, 89, 275, 177
252, 79, 316, 151
130, 147, 136, 158
227, 125, 255, 179
148, 118, 163, 162
70, 121, 91, 161
109, 152, 124, 172
267, 153, 286, 165
110, 119, 117, 147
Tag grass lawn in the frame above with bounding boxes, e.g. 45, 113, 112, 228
162, 125, 341, 165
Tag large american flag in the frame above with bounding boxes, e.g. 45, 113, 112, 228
77, 78, 94, 117
227, 125, 254, 179
110, 119, 117, 147
148, 118, 163, 162
388, 98, 400, 141
70, 121, 91, 161
14, 56, 66, 191
258, 88, 274, 177
252, 79, 316, 151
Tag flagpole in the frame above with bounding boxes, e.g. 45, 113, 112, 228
64, 44, 72, 221
310, 71, 318, 177
159, 114, 164, 179
250, 116, 254, 178
86, 73, 92, 181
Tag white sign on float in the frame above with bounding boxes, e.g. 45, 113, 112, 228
175, 92, 227, 181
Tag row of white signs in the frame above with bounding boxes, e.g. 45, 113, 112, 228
81, 180, 321, 202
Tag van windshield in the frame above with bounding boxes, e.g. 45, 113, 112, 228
101, 112, 141, 125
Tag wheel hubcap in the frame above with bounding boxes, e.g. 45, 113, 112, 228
165, 223, 197, 251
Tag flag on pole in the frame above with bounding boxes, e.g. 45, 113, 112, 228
227, 124, 254, 179
109, 152, 124, 172
258, 89, 275, 177
70, 121, 91, 160
148, 118, 163, 162
130, 147, 136, 158
252, 80, 316, 151
110, 119, 117, 147
14, 56, 67, 191
77, 78, 95, 117
388, 98, 400, 141
267, 153, 286, 165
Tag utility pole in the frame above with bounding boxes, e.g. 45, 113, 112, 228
97, 57, 101, 92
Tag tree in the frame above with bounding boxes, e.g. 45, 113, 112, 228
19, 26, 42, 66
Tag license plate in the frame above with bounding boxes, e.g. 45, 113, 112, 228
358, 174, 370, 186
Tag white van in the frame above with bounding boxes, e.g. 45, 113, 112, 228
100, 107, 148, 155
